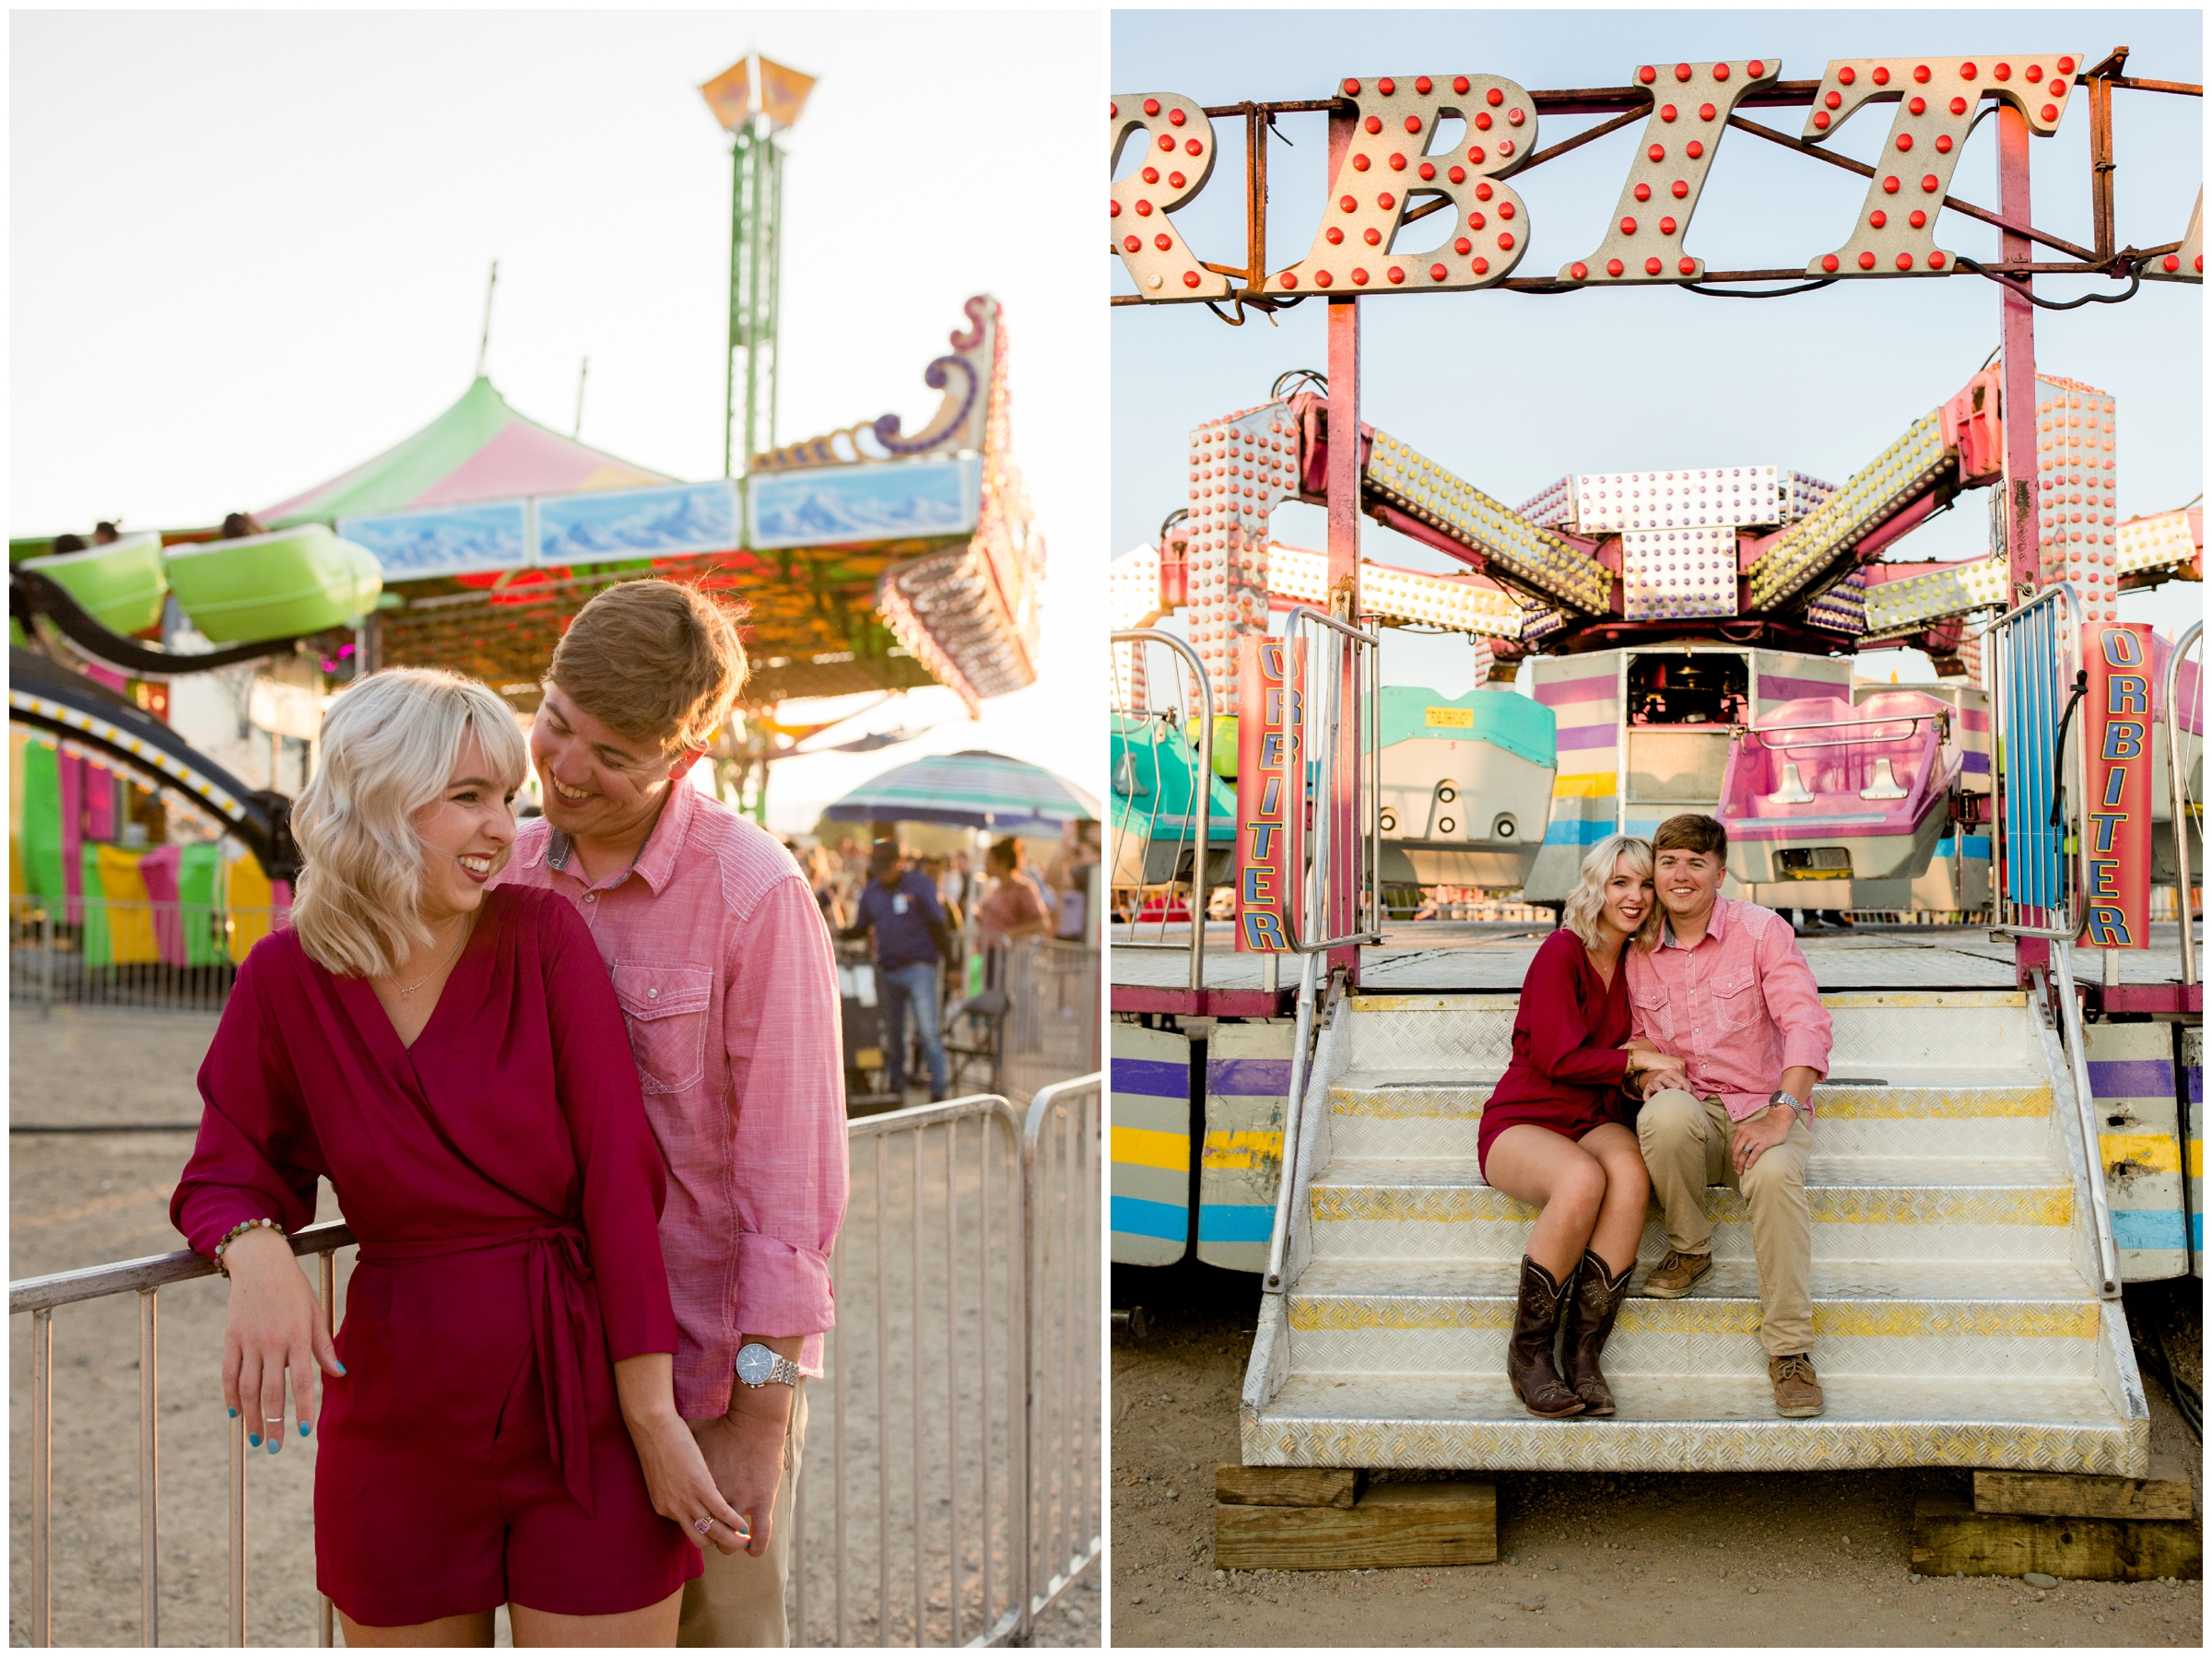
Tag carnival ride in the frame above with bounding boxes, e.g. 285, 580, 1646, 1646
1109, 45, 2204, 1487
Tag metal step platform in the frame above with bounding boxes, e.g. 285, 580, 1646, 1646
1240, 990, 2151, 1476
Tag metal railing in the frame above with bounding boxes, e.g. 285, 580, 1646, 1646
10, 895, 288, 1015
997, 940, 1101, 1108
2166, 619, 2202, 987
1987, 582, 2088, 938
10, 1078, 1104, 1648
1279, 605, 1382, 958
1108, 629, 1214, 994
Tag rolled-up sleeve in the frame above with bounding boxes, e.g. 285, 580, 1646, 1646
723, 876, 850, 1364
1758, 919, 1833, 1108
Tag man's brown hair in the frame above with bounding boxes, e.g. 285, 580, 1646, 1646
1653, 813, 1728, 861
547, 580, 747, 752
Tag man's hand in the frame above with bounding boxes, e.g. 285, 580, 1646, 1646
690, 1393, 788, 1559
1731, 1101, 1795, 1177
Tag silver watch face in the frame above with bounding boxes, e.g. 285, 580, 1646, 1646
735, 1344, 777, 1385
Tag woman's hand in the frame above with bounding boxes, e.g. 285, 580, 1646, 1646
220, 1226, 343, 1453
614, 1354, 748, 1556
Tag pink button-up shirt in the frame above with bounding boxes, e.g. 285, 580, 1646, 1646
496, 778, 849, 1417
1623, 898, 1832, 1122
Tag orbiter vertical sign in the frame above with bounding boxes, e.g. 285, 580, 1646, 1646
1234, 635, 1306, 953
2079, 621, 2153, 948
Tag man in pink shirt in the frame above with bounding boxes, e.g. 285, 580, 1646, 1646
1624, 814, 1833, 1419
495, 580, 849, 1645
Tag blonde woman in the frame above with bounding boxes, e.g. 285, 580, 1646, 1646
1480, 835, 1687, 1418
171, 669, 744, 1646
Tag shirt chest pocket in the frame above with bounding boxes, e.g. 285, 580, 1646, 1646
611, 962, 713, 1095
1631, 984, 1675, 1043
1709, 970, 1762, 1034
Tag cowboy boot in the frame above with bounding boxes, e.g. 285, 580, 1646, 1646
1507, 1255, 1586, 1418
1564, 1250, 1635, 1416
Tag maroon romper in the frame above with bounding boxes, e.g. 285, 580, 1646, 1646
171, 885, 700, 1627
1476, 927, 1635, 1181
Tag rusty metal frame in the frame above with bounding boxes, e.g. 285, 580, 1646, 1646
1111, 56, 2200, 308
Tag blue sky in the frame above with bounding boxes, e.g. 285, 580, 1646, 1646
1112, 9, 2203, 696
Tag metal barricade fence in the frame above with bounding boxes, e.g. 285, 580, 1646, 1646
9, 1078, 1103, 1648
9, 895, 287, 1016
998, 940, 1101, 1108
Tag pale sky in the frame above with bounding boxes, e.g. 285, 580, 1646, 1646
10, 8, 1105, 832
1112, 9, 2204, 699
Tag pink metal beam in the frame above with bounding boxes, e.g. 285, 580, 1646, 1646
1325, 104, 1364, 981
1996, 104, 2047, 987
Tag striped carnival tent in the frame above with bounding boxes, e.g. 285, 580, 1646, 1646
258, 377, 672, 526
822, 749, 1099, 833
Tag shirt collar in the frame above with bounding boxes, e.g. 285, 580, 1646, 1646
1661, 897, 1728, 949
543, 776, 696, 894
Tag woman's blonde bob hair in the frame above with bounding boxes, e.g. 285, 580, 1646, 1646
1559, 833, 1662, 953
288, 668, 528, 980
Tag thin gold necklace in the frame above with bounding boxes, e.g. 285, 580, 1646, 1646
392, 918, 471, 999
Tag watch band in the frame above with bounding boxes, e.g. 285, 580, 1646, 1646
735, 1346, 804, 1388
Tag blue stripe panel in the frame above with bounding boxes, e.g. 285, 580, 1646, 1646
2195, 1213, 2205, 1248
1963, 834, 1990, 858
1544, 819, 1614, 846
1112, 1194, 1189, 1241
1196, 1203, 1277, 1242
2088, 1059, 2175, 1099
1112, 1057, 1190, 1099
2112, 1209, 2188, 1250
1210, 1058, 1293, 1096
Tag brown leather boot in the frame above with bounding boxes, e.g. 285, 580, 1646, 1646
1507, 1256, 1586, 1418
1564, 1250, 1634, 1416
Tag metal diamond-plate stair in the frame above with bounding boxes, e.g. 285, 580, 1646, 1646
1240, 991, 2150, 1475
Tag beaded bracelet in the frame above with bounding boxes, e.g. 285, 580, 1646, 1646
213, 1217, 286, 1275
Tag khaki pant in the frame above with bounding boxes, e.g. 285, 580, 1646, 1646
678, 1382, 808, 1647
1636, 1090, 1814, 1358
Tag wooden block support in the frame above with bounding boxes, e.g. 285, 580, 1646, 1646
1215, 1464, 1363, 1509
1974, 1459, 2197, 1522
1912, 1496, 2202, 1582
1215, 1481, 1497, 1571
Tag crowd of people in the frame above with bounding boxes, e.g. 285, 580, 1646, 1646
785, 822, 1098, 946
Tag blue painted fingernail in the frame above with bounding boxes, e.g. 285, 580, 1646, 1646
300, 1422, 312, 1438
333, 1359, 347, 1376
229, 1407, 238, 1418
266, 1440, 279, 1456
249, 1433, 261, 1447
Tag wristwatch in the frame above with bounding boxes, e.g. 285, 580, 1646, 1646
735, 1342, 803, 1389
1767, 1088, 1806, 1124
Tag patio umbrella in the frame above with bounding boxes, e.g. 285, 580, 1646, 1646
821, 748, 1099, 834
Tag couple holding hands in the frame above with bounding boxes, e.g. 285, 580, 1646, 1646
1481, 815, 1834, 1423
171, 581, 846, 1645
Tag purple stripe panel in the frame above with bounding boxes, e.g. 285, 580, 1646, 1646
2087, 1058, 2175, 1099
1209, 1057, 1294, 1097
1556, 724, 1619, 751
1535, 676, 1618, 708
1762, 675, 1851, 703
1962, 750, 1991, 774
1112, 1057, 1190, 1099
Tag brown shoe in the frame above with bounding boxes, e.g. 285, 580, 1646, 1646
1640, 1250, 1712, 1299
1769, 1353, 1825, 1417
1506, 1256, 1586, 1418
1563, 1250, 1634, 1416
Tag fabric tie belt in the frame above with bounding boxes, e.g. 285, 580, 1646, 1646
358, 1223, 598, 1514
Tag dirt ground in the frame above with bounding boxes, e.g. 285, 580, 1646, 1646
1110, 1257, 2204, 1648
8, 1004, 1100, 1648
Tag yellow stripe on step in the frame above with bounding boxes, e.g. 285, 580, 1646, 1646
1288, 1299, 2098, 1338
1204, 1129, 1285, 1170
2100, 1134, 2183, 1174
1552, 772, 1616, 797
1111, 1125, 1189, 1171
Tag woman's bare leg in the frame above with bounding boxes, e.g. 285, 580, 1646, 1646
1575, 1122, 1652, 1275
338, 1609, 495, 1647
1482, 1124, 1609, 1279
512, 1585, 683, 1647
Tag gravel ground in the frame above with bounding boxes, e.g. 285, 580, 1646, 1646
1111, 1257, 2203, 1648
9, 1005, 1100, 1648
